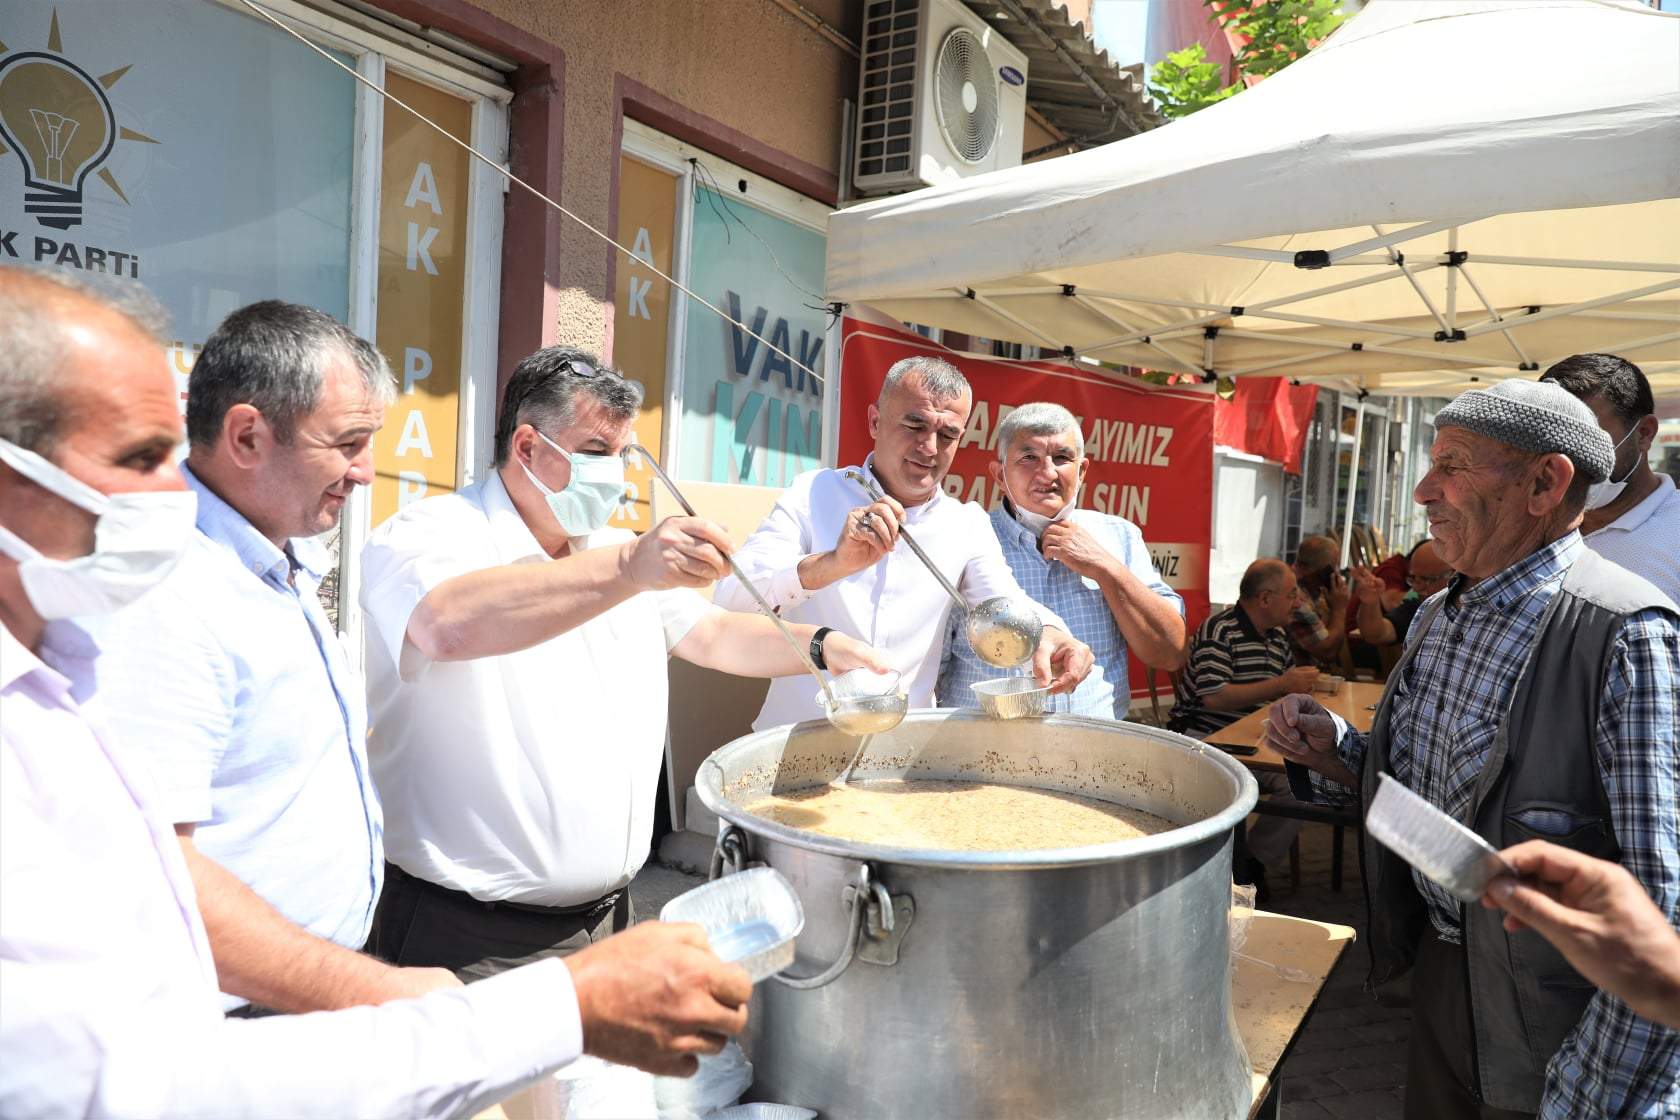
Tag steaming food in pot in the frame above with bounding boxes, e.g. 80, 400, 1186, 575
744, 778, 1175, 850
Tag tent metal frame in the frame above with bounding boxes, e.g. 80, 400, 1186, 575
911, 227, 1679, 393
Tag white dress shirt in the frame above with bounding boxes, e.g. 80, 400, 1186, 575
360, 473, 711, 906
1583, 473, 1680, 607
714, 460, 1067, 730
0, 619, 583, 1120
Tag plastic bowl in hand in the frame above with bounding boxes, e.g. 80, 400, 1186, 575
660, 867, 805, 982
971, 675, 1050, 720
817, 668, 907, 736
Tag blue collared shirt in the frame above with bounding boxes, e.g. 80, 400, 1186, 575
935, 505, 1182, 719
88, 465, 381, 1001
1307, 533, 1680, 1119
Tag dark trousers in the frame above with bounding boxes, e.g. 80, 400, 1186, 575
368, 863, 632, 983
1404, 931, 1535, 1120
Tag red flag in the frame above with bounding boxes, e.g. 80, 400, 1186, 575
1213, 378, 1319, 473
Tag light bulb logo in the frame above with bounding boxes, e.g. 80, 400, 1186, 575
0, 52, 114, 230
0, 10, 157, 232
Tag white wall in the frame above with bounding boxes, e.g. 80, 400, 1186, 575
1209, 447, 1286, 606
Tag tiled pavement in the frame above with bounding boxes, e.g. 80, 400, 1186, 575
1251, 821, 1412, 1119
632, 818, 1412, 1118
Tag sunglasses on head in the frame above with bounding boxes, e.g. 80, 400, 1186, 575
560, 357, 603, 380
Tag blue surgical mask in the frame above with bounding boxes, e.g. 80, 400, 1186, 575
520, 431, 627, 537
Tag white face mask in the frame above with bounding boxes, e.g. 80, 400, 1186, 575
1002, 469, 1078, 539
1584, 426, 1642, 511
0, 437, 196, 620
519, 431, 627, 537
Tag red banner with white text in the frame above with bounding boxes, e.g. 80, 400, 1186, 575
838, 318, 1214, 702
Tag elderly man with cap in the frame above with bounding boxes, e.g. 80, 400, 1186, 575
1266, 379, 1680, 1120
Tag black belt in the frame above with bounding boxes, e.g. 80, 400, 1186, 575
387, 862, 623, 919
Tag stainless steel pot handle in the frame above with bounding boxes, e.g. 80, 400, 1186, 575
708, 830, 913, 990
771, 864, 873, 990
709, 824, 751, 880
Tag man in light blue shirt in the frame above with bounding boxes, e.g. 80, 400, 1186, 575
91, 301, 457, 1013
937, 402, 1186, 719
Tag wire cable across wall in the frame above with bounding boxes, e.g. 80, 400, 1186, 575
233, 0, 830, 390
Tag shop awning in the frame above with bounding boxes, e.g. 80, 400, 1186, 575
964, 0, 1160, 152
827, 0, 1680, 397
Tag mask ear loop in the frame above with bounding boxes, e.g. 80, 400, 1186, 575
0, 437, 112, 517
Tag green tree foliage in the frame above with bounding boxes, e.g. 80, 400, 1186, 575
1149, 0, 1346, 119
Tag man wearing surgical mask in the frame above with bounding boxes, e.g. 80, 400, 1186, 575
359, 346, 888, 994
935, 401, 1185, 719
1541, 353, 1679, 607
0, 267, 765, 1117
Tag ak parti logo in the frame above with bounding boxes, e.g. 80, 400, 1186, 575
0, 9, 157, 232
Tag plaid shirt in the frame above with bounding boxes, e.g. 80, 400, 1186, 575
1312, 533, 1680, 1119
935, 506, 1181, 719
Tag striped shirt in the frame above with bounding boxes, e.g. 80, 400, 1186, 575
1308, 533, 1680, 1120
1173, 604, 1294, 737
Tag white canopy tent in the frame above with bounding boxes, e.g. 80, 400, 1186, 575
826, 0, 1680, 399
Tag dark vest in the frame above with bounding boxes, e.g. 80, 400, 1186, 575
1356, 547, 1675, 1111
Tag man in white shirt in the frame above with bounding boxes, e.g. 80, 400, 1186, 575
1541, 353, 1680, 606
714, 356, 1095, 729
360, 347, 887, 985
0, 265, 751, 1118
90, 300, 455, 1017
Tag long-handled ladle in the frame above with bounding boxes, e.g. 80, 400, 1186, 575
841, 469, 1043, 668
631, 447, 906, 741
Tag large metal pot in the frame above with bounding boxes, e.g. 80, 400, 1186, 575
696, 710, 1260, 1120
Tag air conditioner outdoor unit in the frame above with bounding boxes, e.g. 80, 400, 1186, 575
852, 0, 1030, 196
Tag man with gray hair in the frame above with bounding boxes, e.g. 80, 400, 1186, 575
91, 300, 462, 1015
936, 400, 1184, 719
1265, 379, 1679, 1119
717, 355, 1094, 728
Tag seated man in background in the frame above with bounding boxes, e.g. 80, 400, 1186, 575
1352, 538, 1453, 649
937, 402, 1184, 720
1285, 535, 1351, 667
1174, 559, 1319, 896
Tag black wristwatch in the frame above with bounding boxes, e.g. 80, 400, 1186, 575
810, 626, 835, 670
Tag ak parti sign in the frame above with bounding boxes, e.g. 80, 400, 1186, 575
837, 318, 1215, 700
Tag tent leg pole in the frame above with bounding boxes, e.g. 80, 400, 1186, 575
1340, 398, 1366, 569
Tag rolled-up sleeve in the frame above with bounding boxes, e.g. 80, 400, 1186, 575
714, 484, 815, 615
